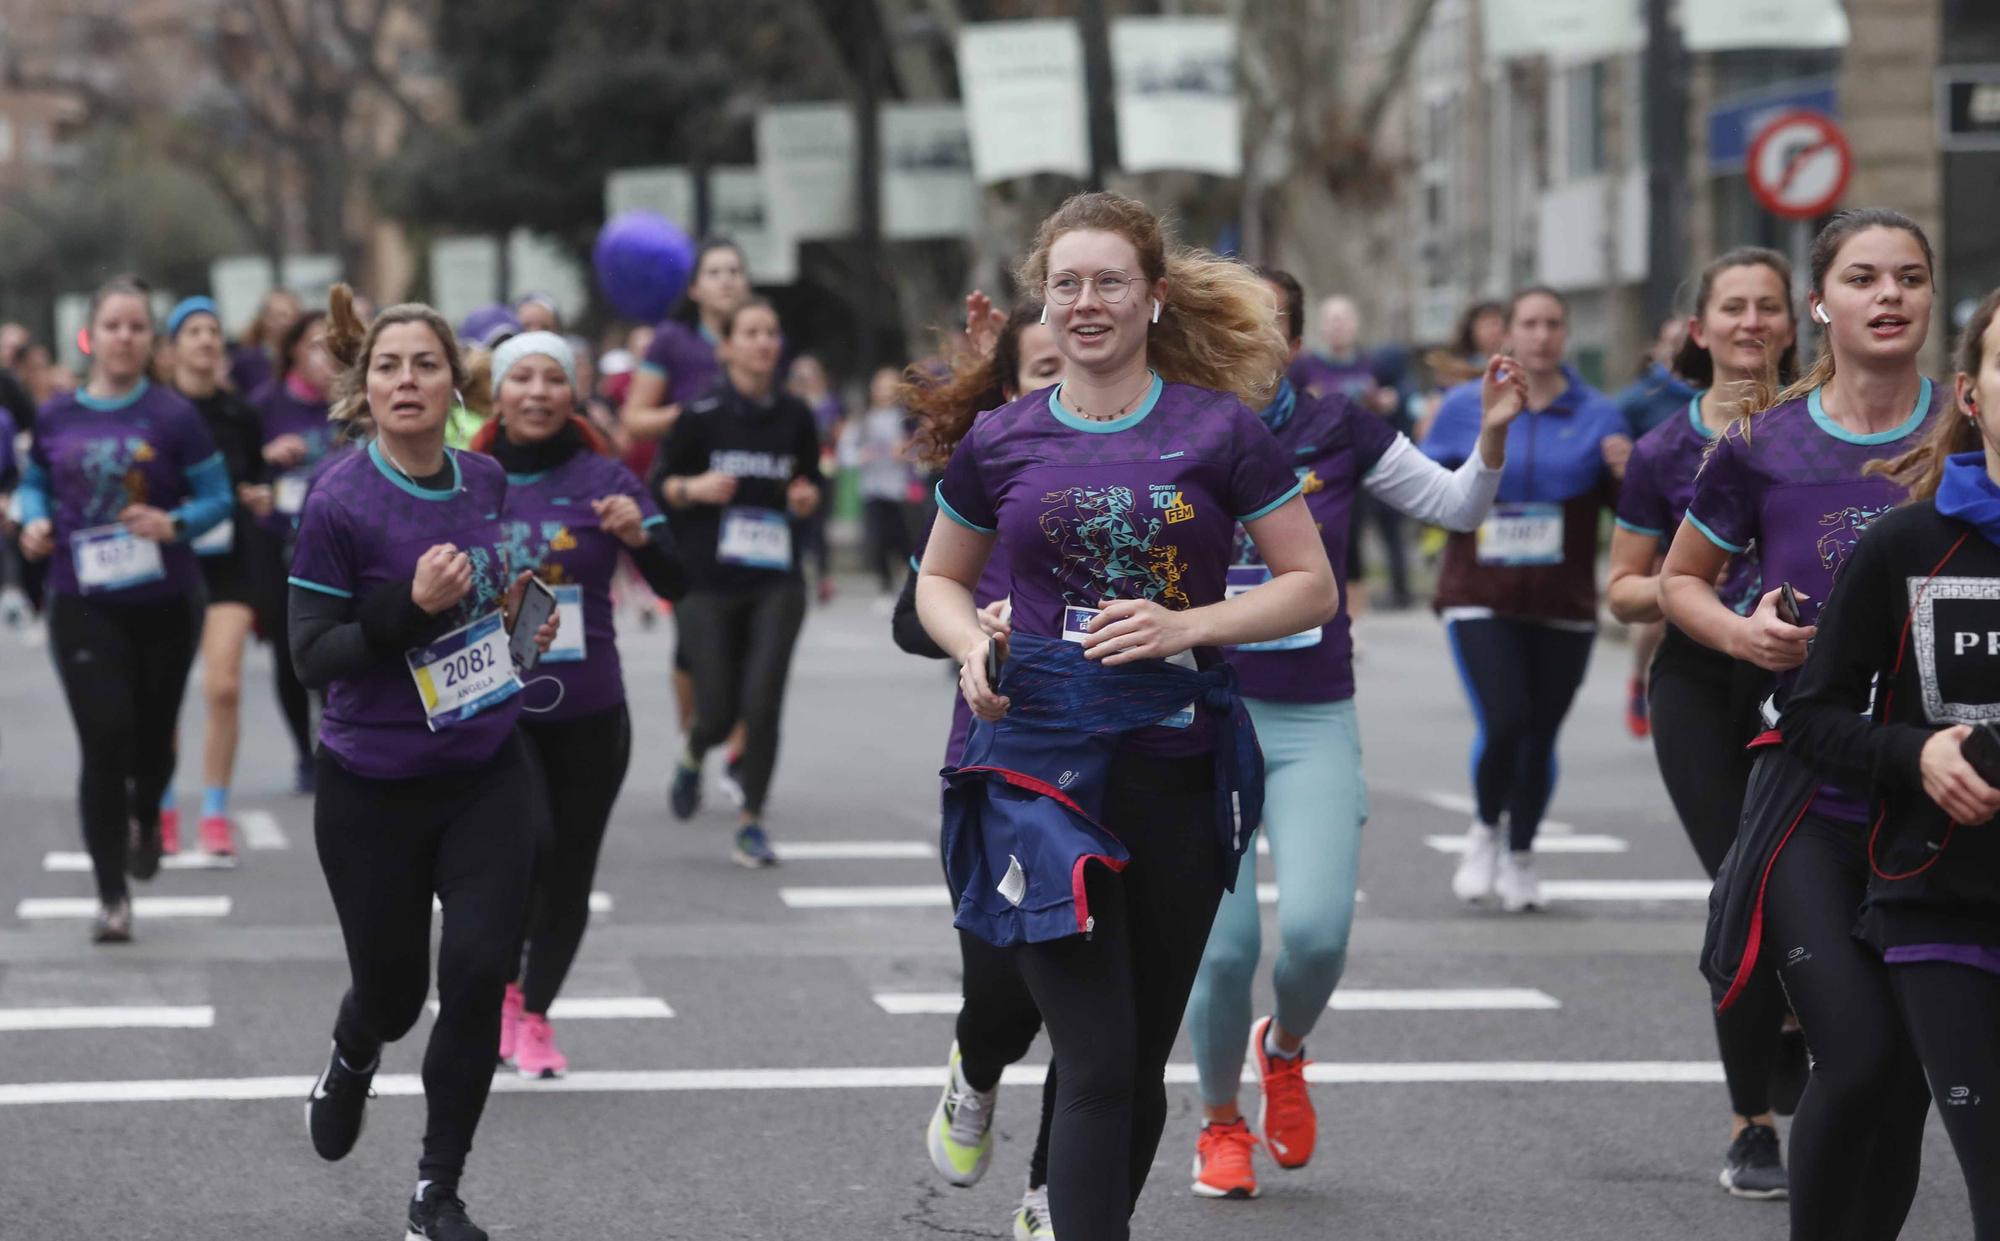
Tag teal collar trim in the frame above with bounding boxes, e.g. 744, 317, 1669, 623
505, 471, 548, 487
1049, 372, 1164, 434
75, 378, 150, 412
368, 439, 461, 500
1807, 377, 1932, 446
1687, 391, 1718, 441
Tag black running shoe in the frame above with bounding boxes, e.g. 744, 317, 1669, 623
1719, 1122, 1787, 1200
407, 1184, 489, 1241
305, 1041, 376, 1161
1770, 1024, 1809, 1117
127, 819, 162, 881
669, 761, 701, 820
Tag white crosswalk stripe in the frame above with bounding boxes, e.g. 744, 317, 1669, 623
44, 852, 236, 872
0, 1005, 215, 1031
1420, 834, 1628, 854
427, 996, 673, 1019
874, 988, 1562, 1015
16, 897, 232, 920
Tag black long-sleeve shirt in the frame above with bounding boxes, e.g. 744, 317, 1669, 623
1781, 501, 2000, 948
648, 381, 820, 593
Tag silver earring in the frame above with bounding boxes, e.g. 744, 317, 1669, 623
1151, 300, 1162, 325
1039, 305, 1048, 326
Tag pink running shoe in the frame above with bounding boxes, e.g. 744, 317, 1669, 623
198, 815, 237, 864
515, 1012, 567, 1080
159, 808, 181, 855
497, 983, 525, 1066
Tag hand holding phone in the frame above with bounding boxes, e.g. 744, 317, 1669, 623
509, 575, 559, 671
1776, 582, 1802, 626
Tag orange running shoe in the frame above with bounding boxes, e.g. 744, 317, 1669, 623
1191, 1118, 1260, 1199
1253, 1015, 1317, 1169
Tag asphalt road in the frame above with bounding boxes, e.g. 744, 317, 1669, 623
0, 585, 1972, 1240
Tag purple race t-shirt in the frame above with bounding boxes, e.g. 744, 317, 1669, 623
642, 320, 722, 408
1227, 384, 1396, 704
255, 380, 336, 535
935, 374, 1301, 757
496, 449, 664, 722
1615, 394, 1761, 615
30, 381, 220, 602
1287, 352, 1376, 403
289, 444, 522, 779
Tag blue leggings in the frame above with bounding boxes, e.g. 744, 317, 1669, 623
1445, 616, 1595, 851
1188, 697, 1366, 1107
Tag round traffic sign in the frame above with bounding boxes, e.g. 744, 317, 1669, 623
1746, 109, 1852, 221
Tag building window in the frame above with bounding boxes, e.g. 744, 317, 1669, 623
1566, 63, 1607, 179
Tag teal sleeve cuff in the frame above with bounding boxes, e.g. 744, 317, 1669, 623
933, 482, 996, 535
1687, 512, 1747, 555
1614, 517, 1665, 538
641, 514, 667, 528
639, 361, 667, 377
1237, 479, 1305, 524
287, 576, 353, 599
169, 453, 233, 540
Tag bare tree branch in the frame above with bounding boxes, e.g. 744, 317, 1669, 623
327, 0, 438, 134
1356, 0, 1444, 142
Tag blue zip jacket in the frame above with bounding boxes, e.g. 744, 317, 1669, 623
941, 632, 1265, 947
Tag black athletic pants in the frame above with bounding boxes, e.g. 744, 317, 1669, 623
48, 592, 199, 905
253, 526, 313, 765
1890, 961, 2000, 1239
1648, 628, 1787, 1118
957, 928, 1058, 1190
315, 733, 540, 1192
1444, 616, 1595, 851
863, 498, 912, 594
1012, 752, 1224, 1241
518, 703, 631, 1014
1767, 814, 1930, 1241
676, 580, 807, 817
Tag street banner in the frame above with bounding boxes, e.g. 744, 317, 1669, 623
209, 256, 275, 337
881, 104, 980, 240
709, 167, 798, 286
957, 20, 1091, 184
1682, 0, 1848, 51
508, 229, 589, 318
757, 103, 856, 243
1112, 16, 1241, 177
1480, 0, 1641, 62
606, 166, 696, 227
430, 237, 500, 325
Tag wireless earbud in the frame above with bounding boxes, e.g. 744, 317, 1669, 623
1151, 300, 1162, 325
1039, 304, 1048, 326
1813, 304, 1831, 326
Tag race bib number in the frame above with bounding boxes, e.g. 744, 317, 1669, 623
542, 584, 586, 663
274, 472, 310, 516
1223, 565, 1322, 653
1477, 503, 1564, 566
191, 518, 235, 557
718, 506, 792, 570
72, 525, 166, 593
1062, 604, 1195, 728
405, 611, 521, 731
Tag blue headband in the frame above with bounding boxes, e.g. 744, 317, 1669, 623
166, 296, 220, 339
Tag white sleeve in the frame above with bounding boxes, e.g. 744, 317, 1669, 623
1360, 434, 1502, 532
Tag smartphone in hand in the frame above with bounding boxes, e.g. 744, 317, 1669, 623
1776, 582, 1802, 627
986, 635, 1004, 691
1962, 721, 2000, 788
511, 576, 559, 671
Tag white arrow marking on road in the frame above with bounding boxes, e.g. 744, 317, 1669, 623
0, 1005, 215, 1031
1420, 835, 1628, 855
772, 841, 936, 861
0, 1060, 1728, 1106
16, 897, 231, 920
779, 885, 1326, 909
235, 810, 289, 850
43, 852, 234, 872
426, 996, 673, 1019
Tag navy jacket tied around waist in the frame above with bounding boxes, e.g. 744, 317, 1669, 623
940, 631, 1266, 948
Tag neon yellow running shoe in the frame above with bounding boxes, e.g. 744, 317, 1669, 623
926, 1041, 995, 1186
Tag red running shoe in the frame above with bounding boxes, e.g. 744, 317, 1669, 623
1252, 1015, 1316, 1169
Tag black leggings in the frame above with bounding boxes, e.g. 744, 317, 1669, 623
1649, 629, 1787, 1118
957, 927, 1058, 1190
676, 581, 807, 817
1012, 752, 1223, 1241
863, 498, 912, 593
1444, 615, 1595, 850
1890, 961, 2000, 1239
315, 734, 540, 1191
254, 527, 313, 764
518, 703, 632, 1014
48, 592, 199, 905
1767, 814, 1930, 1241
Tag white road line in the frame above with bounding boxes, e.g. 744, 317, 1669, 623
16, 897, 232, 920
1422, 835, 1628, 855
432, 893, 612, 914
1415, 790, 1574, 835
781, 885, 1304, 909
1539, 880, 1711, 902
43, 852, 234, 873
0, 1060, 1727, 1106
873, 993, 960, 1015
772, 841, 935, 861
236, 810, 289, 850
0, 1006, 215, 1031
1329, 988, 1561, 1011
427, 996, 673, 1019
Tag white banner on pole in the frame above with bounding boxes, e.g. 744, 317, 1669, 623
209, 256, 276, 338
957, 20, 1091, 184
880, 104, 979, 241
709, 167, 797, 286
1111, 17, 1241, 177
1480, 0, 1641, 62
1681, 0, 1848, 51
280, 255, 342, 306
757, 104, 856, 243
507, 229, 589, 320
605, 167, 696, 228
429, 237, 500, 326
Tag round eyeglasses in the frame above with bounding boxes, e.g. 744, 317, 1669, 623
1044, 271, 1134, 306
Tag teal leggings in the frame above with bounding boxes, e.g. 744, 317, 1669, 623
1188, 697, 1366, 1108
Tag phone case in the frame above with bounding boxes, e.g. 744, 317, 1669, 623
1961, 722, 2000, 787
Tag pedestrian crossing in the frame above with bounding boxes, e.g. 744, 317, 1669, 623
872, 987, 1563, 1015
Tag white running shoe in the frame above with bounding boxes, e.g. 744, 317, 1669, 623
1496, 851, 1543, 912
1450, 822, 1500, 903
1013, 1185, 1055, 1240
926, 1041, 996, 1186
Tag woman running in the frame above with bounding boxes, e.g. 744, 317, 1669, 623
291, 287, 556, 1241
252, 307, 337, 795
1781, 284, 2000, 1240
1183, 268, 1512, 1199
16, 277, 231, 940
165, 296, 273, 860
1423, 287, 1630, 910
653, 297, 820, 867
895, 294, 1064, 1241
1665, 209, 1943, 1241
229, 287, 301, 398
471, 331, 685, 1079
917, 191, 1336, 1241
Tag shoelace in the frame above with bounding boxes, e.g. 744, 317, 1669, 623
947, 1083, 993, 1145
1263, 1050, 1312, 1123
1023, 1191, 1054, 1230
1200, 1121, 1259, 1169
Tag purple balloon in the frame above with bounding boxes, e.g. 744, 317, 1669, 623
594, 211, 697, 322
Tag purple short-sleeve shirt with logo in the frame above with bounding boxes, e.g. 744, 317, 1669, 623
255, 382, 337, 535
1615, 395, 1761, 615
642, 321, 722, 408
